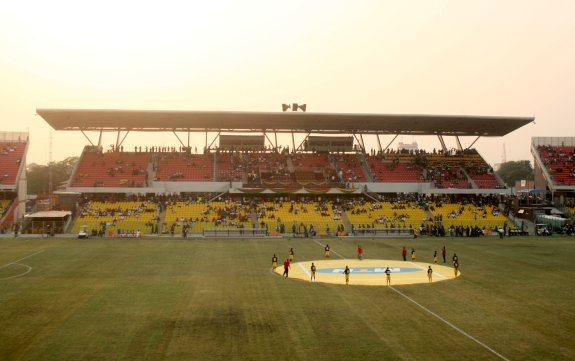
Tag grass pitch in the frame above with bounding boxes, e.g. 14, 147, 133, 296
0, 235, 574, 360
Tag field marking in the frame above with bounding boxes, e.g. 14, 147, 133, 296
408, 261, 448, 280
0, 250, 44, 281
0, 250, 44, 270
312, 239, 346, 259
389, 286, 509, 361
0, 263, 33, 280
314, 242, 508, 361
297, 262, 312, 279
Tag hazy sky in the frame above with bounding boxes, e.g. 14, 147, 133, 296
1, 0, 574, 166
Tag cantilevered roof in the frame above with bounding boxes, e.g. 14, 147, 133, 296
37, 109, 534, 137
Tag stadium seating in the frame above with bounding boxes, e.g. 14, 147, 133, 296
72, 151, 150, 187
346, 201, 427, 230
334, 154, 368, 182
165, 200, 251, 234
536, 145, 575, 186
0, 142, 26, 185
72, 200, 159, 235
256, 201, 345, 236
291, 153, 336, 185
430, 202, 509, 230
155, 153, 214, 181
368, 156, 424, 182
471, 173, 500, 189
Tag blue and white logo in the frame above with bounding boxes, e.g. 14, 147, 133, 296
316, 267, 419, 274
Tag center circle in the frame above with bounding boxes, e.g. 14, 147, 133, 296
273, 259, 459, 286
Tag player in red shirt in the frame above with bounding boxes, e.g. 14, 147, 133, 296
358, 245, 363, 260
442, 246, 446, 263
402, 246, 407, 261
282, 259, 290, 277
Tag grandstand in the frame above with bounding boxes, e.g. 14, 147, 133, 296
532, 137, 575, 206
32, 109, 535, 236
71, 147, 150, 187
70, 200, 159, 236
0, 132, 28, 232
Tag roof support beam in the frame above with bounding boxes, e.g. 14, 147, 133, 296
115, 130, 121, 149
80, 130, 95, 146
376, 133, 382, 153
437, 135, 447, 152
172, 130, 186, 148
291, 131, 295, 153
206, 131, 220, 151
118, 130, 130, 150
353, 133, 366, 153
296, 132, 311, 152
455, 136, 463, 151
274, 131, 278, 151
467, 136, 481, 150
384, 134, 399, 153
263, 131, 275, 151
97, 130, 103, 147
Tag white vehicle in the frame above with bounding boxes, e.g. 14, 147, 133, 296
535, 224, 552, 236
78, 225, 89, 239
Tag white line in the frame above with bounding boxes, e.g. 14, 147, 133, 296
408, 261, 425, 270
297, 262, 312, 279
0, 263, 32, 280
312, 242, 507, 360
434, 271, 448, 280
389, 286, 509, 361
0, 250, 44, 270
312, 239, 346, 259
409, 262, 448, 280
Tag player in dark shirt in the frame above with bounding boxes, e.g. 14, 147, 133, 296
310, 262, 316, 282
344, 266, 350, 285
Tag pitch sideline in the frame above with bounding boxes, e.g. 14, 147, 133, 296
312, 240, 509, 361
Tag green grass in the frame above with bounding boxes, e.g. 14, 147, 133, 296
0, 235, 574, 360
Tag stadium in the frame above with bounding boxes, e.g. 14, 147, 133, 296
1, 109, 574, 360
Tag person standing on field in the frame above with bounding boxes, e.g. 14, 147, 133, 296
433, 250, 438, 264
310, 262, 316, 282
427, 266, 433, 283
283, 258, 290, 277
442, 246, 446, 263
325, 244, 330, 258
402, 246, 407, 261
411, 248, 416, 261
344, 266, 350, 285
453, 261, 459, 277
289, 248, 294, 262
385, 267, 391, 285
357, 245, 363, 260
272, 254, 278, 269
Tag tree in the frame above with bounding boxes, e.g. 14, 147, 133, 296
496, 160, 534, 187
27, 157, 79, 195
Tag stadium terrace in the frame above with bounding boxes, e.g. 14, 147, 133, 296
2, 110, 574, 237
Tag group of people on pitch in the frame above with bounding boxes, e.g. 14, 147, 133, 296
272, 244, 460, 284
